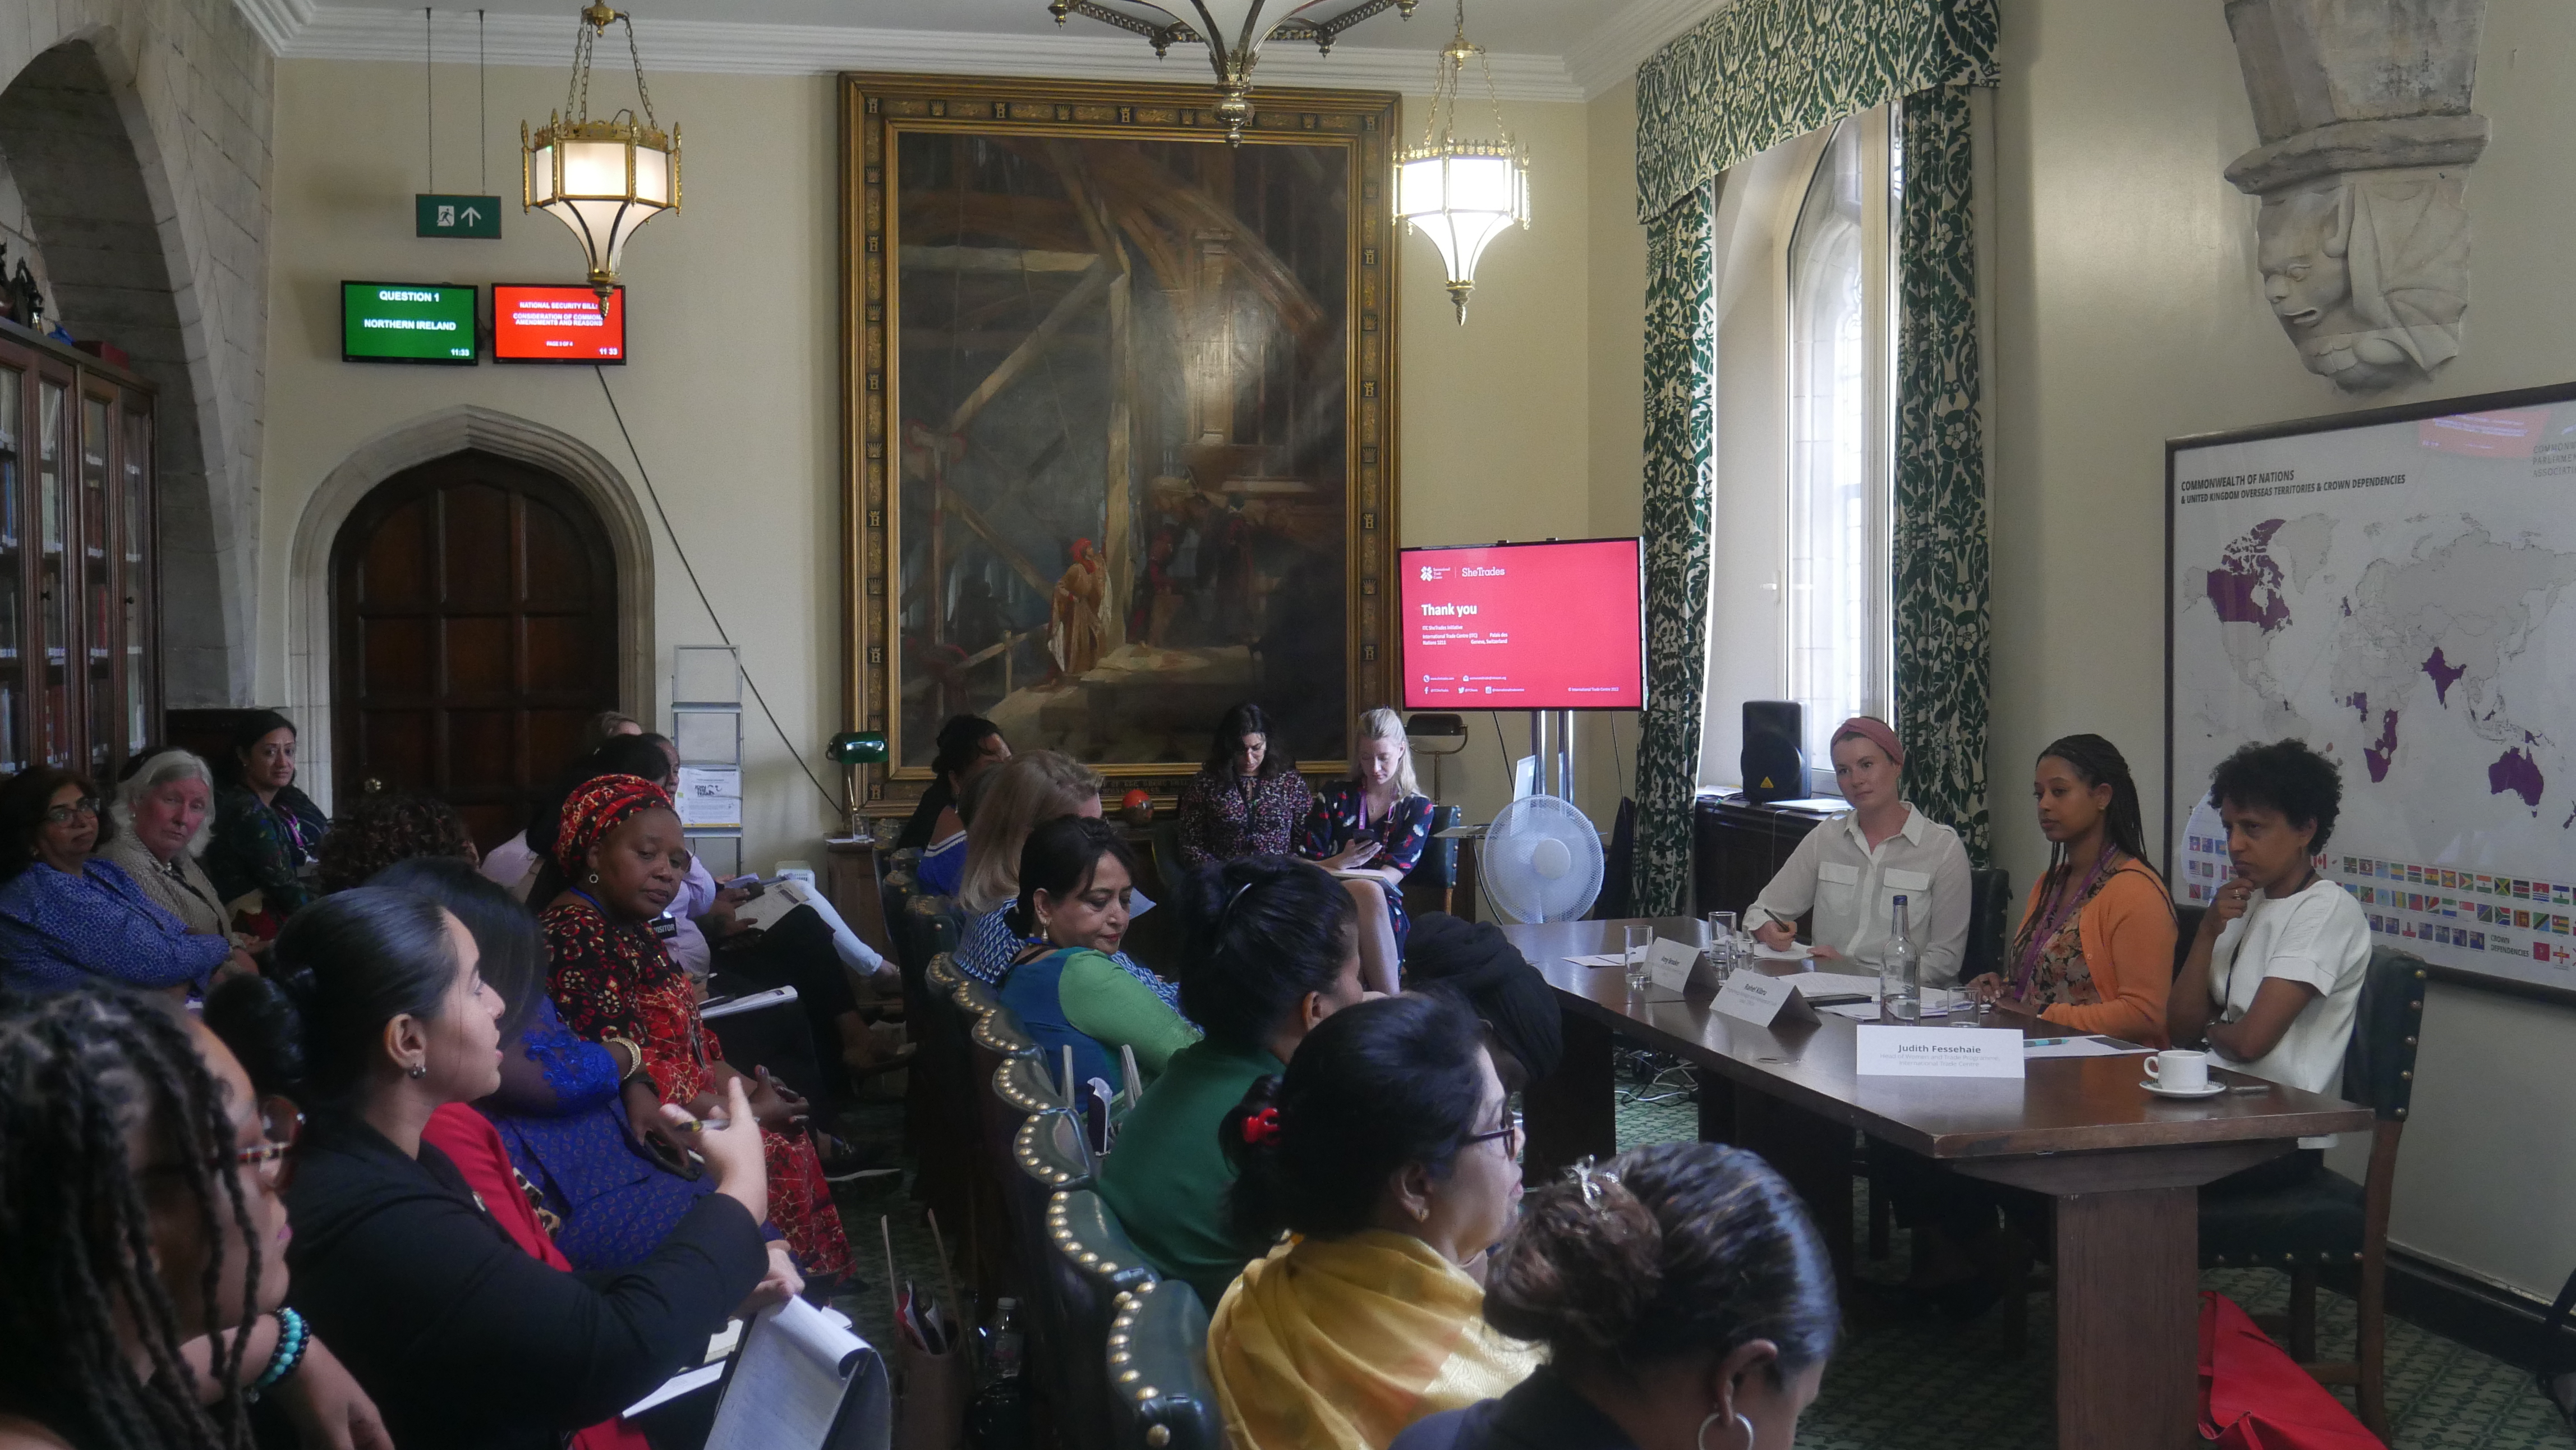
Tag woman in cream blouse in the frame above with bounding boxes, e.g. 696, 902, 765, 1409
1741, 717, 1971, 986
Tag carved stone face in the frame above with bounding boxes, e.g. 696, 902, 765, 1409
2257, 186, 2350, 334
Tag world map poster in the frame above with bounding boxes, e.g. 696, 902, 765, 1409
2168, 386, 2576, 994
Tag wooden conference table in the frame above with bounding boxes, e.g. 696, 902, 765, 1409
1507, 918, 2373, 1450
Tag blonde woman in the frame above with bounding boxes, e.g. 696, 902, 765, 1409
953, 751, 1183, 1015
1300, 709, 1433, 970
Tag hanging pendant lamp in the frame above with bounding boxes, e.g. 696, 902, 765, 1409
1393, 0, 1528, 323
522, 4, 679, 300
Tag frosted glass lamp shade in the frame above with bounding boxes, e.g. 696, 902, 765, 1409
522, 116, 680, 293
1396, 144, 1528, 321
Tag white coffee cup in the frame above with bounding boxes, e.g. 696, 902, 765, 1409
2143, 1048, 2211, 1093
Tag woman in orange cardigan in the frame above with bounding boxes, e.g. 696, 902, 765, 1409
1876, 734, 2175, 1319
1965, 733, 2175, 1046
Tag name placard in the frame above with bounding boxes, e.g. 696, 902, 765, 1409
1855, 1026, 2026, 1079
1644, 938, 1704, 994
1713, 972, 1821, 1027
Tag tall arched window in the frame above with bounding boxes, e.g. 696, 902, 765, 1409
1784, 111, 1897, 793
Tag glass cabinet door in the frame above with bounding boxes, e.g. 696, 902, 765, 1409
35, 377, 68, 768
120, 397, 151, 759
80, 390, 114, 776
0, 366, 22, 774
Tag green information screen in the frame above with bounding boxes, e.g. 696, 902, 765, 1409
342, 281, 479, 364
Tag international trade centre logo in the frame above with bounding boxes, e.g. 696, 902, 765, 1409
1418, 564, 1448, 581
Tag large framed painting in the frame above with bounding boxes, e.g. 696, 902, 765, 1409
840, 72, 1402, 806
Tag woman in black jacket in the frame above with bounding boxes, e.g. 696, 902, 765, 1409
208, 886, 773, 1450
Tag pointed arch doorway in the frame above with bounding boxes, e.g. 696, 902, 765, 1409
329, 448, 621, 850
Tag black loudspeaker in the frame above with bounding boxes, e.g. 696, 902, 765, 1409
1742, 701, 1806, 805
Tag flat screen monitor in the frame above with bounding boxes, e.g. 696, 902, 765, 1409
1400, 537, 1644, 711
341, 282, 477, 364
492, 283, 627, 363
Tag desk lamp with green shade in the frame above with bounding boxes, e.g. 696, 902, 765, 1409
826, 730, 887, 838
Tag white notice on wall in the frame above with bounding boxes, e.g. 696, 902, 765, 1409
1855, 1025, 2025, 1079
676, 766, 743, 830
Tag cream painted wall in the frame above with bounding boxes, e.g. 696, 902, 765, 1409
1983, 0, 2576, 1300
261, 62, 1603, 871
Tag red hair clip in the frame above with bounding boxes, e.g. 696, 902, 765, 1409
1240, 1107, 1282, 1146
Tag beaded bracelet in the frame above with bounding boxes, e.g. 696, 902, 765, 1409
247, 1307, 309, 1397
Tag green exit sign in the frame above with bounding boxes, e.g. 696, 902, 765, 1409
416, 194, 502, 239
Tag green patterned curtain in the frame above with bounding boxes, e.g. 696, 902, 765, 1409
1633, 191, 1718, 916
1630, 0, 2000, 911
1894, 84, 1992, 862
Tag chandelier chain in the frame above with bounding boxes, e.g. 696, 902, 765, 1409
622, 15, 658, 130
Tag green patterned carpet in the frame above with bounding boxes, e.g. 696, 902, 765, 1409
838, 1071, 2569, 1449
1612, 1081, 2567, 1450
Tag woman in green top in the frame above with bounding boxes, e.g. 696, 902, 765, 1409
996, 816, 1199, 1089
1097, 855, 1372, 1307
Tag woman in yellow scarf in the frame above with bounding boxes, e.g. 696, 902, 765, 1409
1207, 992, 1540, 1449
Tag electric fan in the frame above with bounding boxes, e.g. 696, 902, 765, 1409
1482, 795, 1606, 923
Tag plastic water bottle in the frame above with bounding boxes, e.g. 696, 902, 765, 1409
1882, 895, 1922, 1023
968, 1298, 1029, 1448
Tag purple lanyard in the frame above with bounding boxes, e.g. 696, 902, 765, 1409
2011, 849, 2121, 998
269, 801, 314, 859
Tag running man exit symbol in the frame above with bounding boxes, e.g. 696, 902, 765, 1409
416, 193, 502, 239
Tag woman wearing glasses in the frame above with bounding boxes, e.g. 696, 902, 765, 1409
0, 767, 256, 995
1208, 991, 1538, 1450
0, 986, 388, 1450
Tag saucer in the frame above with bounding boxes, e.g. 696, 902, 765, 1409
2138, 1079, 2227, 1099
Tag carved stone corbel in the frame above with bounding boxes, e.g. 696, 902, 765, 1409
2225, 0, 2489, 392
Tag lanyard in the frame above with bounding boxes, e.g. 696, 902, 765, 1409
2012, 848, 2122, 999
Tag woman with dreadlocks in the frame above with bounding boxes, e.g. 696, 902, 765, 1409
211, 887, 774, 1450
0, 987, 387, 1450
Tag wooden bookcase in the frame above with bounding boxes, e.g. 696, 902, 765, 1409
0, 318, 158, 784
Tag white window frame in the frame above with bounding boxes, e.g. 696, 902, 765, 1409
1780, 110, 1899, 797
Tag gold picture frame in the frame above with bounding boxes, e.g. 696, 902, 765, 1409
840, 72, 1401, 811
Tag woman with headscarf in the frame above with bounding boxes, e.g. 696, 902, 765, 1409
538, 774, 855, 1283
1740, 717, 1972, 986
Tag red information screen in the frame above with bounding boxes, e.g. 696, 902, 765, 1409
1400, 538, 1644, 710
492, 283, 625, 362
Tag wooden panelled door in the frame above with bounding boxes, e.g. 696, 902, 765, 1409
331, 450, 619, 850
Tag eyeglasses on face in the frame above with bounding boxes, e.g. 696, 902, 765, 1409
1461, 1112, 1525, 1159
43, 798, 100, 824
144, 1098, 302, 1190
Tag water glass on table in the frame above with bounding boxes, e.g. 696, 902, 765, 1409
1705, 911, 1739, 981
1623, 924, 1653, 995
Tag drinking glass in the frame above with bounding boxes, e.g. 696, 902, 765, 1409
1623, 924, 1653, 995
1705, 911, 1739, 981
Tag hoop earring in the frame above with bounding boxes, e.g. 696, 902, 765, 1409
586, 871, 601, 885
1696, 1412, 1753, 1450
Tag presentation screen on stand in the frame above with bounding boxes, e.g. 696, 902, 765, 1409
492, 283, 625, 362
1400, 538, 1644, 710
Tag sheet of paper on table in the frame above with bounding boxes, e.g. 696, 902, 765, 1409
1751, 942, 1814, 961
1788, 972, 1885, 999
1564, 952, 1639, 969
2022, 1035, 2154, 1059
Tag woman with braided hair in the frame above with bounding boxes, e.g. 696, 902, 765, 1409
0, 988, 387, 1450
1393, 1142, 1837, 1450
540, 773, 854, 1282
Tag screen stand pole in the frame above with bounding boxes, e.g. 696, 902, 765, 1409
1557, 710, 1575, 818
1529, 711, 1546, 799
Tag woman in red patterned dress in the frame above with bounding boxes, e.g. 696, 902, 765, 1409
540, 774, 854, 1281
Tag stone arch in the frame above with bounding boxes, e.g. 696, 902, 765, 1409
287, 406, 657, 811
0, 19, 257, 705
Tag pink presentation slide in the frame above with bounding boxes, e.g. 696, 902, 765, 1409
1401, 539, 1644, 710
